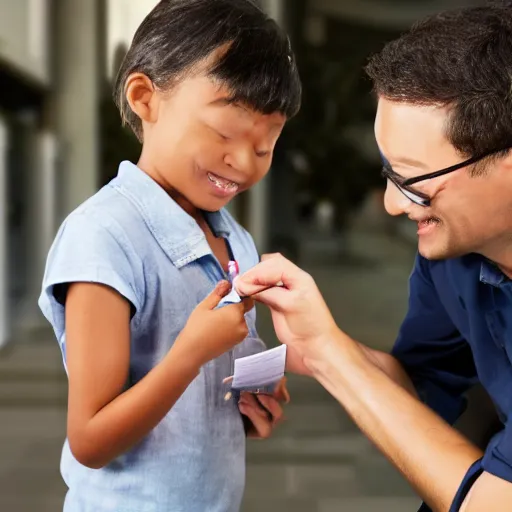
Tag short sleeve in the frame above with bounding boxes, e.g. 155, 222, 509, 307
38, 211, 143, 339
392, 254, 478, 425
439, 414, 512, 511
483, 422, 512, 482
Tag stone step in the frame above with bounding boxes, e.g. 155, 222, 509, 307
243, 451, 417, 505
0, 377, 67, 407
242, 496, 421, 512
247, 432, 371, 465
0, 338, 67, 406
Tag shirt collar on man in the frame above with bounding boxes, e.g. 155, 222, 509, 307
479, 258, 507, 287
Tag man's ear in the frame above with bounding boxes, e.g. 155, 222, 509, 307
124, 73, 159, 125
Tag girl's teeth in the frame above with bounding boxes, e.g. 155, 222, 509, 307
208, 173, 238, 190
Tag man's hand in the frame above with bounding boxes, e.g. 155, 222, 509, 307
235, 254, 339, 363
285, 345, 313, 377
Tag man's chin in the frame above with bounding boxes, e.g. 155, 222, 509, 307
418, 240, 465, 261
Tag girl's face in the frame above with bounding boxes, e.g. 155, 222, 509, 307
135, 73, 286, 213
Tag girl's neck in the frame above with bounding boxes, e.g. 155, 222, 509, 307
137, 158, 202, 221
173, 194, 202, 223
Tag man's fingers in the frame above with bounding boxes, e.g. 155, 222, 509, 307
260, 253, 282, 262
250, 287, 291, 312
235, 256, 301, 297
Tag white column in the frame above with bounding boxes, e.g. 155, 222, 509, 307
0, 119, 8, 347
15, 121, 58, 335
39, 132, 57, 255
247, 0, 286, 252
54, 0, 99, 217
247, 179, 269, 253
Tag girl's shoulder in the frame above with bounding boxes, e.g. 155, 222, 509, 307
42, 185, 146, 319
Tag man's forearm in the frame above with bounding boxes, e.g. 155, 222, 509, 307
358, 344, 418, 398
306, 332, 482, 511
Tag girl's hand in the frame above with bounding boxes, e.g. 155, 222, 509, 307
272, 376, 291, 403
238, 376, 290, 439
238, 392, 284, 439
176, 281, 253, 368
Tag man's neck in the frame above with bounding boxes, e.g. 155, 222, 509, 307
497, 263, 512, 280
480, 237, 512, 279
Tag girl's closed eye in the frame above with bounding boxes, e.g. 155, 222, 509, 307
217, 130, 230, 141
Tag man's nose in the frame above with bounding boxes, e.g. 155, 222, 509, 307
384, 181, 412, 216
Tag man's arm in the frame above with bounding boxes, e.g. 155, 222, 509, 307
309, 334, 483, 511
236, 252, 485, 510
358, 345, 418, 398
313, 335, 512, 512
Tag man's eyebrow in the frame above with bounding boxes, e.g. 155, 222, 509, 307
392, 156, 428, 170
378, 148, 428, 170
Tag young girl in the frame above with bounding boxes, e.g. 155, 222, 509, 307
38, 1, 301, 510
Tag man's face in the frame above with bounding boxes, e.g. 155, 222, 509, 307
144, 73, 286, 212
375, 98, 512, 260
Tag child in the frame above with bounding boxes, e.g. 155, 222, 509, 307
38, 0, 301, 511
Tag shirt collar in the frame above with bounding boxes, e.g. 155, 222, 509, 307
111, 161, 231, 268
480, 258, 507, 287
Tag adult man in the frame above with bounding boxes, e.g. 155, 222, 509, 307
236, 4, 512, 511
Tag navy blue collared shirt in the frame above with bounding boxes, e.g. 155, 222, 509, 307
393, 253, 512, 510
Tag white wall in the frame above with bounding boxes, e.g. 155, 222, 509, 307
0, 0, 49, 84
107, 0, 159, 78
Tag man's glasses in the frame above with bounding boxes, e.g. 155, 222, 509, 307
381, 147, 511, 207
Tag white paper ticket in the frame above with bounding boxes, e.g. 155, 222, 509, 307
231, 344, 287, 392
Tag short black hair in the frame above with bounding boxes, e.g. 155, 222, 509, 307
365, 2, 512, 160
114, 0, 302, 141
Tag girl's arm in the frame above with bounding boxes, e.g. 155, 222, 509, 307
65, 281, 248, 469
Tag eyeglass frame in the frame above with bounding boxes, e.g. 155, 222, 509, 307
381, 146, 512, 207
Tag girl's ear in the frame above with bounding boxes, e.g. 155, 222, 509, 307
125, 73, 160, 125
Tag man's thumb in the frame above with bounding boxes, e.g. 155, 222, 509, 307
201, 280, 231, 310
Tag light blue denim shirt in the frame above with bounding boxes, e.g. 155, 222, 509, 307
39, 161, 266, 512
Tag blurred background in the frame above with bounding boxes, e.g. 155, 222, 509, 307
0, 0, 486, 511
